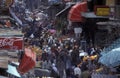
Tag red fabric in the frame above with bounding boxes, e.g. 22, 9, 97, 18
68, 2, 87, 22
18, 48, 36, 74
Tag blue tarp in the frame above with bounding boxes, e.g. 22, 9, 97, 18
7, 64, 21, 78
99, 47, 120, 67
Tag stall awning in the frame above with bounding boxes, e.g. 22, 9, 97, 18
56, 5, 71, 17
68, 2, 87, 22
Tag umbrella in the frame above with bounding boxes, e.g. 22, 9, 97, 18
35, 12, 48, 27
68, 1, 87, 22
48, 29, 56, 34
35, 12, 47, 21
79, 52, 88, 56
112, 47, 120, 52
99, 48, 120, 67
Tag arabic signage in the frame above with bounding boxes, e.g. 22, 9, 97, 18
0, 37, 23, 50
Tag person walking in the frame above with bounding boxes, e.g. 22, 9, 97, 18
74, 65, 82, 78
56, 58, 66, 78
50, 63, 60, 78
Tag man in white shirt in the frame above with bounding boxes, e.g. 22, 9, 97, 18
74, 27, 82, 39
74, 65, 81, 78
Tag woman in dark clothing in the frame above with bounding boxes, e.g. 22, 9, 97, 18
71, 45, 80, 66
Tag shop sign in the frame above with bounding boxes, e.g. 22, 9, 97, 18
0, 37, 23, 50
95, 6, 110, 16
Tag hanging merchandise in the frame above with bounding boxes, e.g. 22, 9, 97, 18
18, 48, 36, 74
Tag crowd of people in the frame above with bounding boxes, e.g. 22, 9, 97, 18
22, 21, 119, 78
0, 0, 119, 78
8, 3, 119, 78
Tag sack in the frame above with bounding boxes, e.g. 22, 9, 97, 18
18, 48, 36, 74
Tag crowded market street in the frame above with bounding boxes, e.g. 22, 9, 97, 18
0, 0, 120, 78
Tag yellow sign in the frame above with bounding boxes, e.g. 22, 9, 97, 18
96, 8, 110, 16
